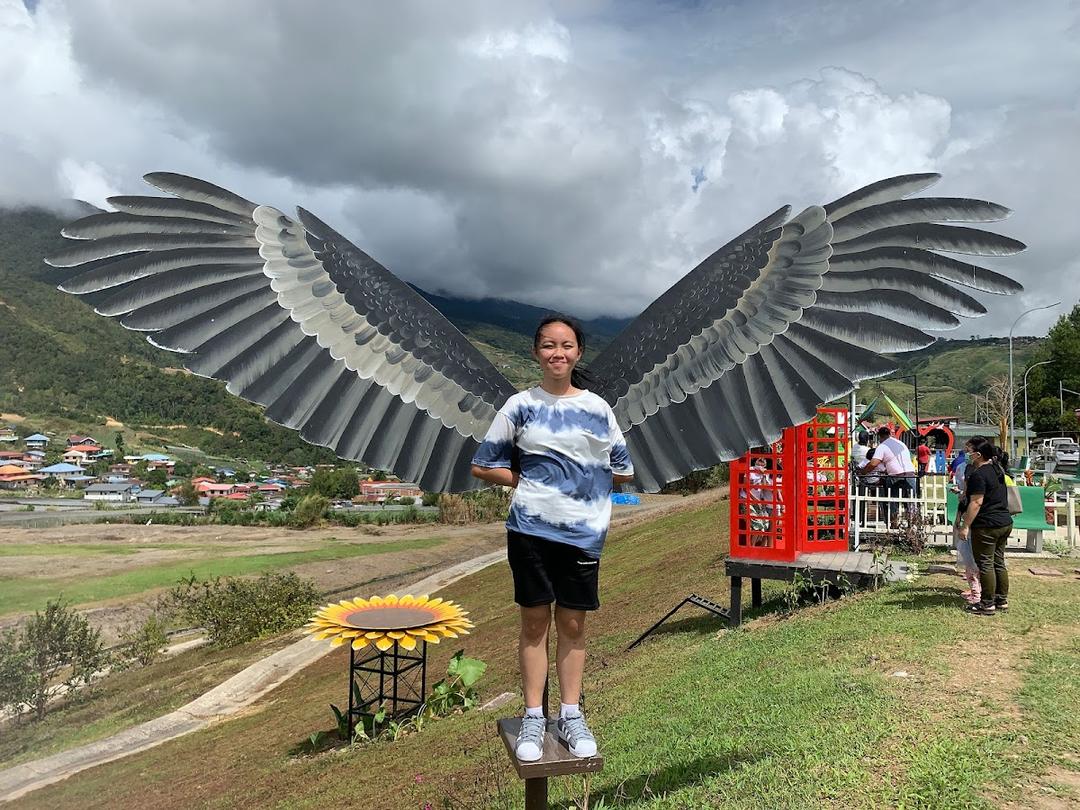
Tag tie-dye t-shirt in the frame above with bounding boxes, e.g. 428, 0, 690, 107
471, 387, 633, 558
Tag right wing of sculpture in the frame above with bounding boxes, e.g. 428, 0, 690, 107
46, 173, 519, 492
589, 174, 1026, 491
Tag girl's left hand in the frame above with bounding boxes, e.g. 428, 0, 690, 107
957, 525, 969, 540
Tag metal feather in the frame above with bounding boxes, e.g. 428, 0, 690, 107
829, 247, 1023, 294
143, 172, 258, 218
830, 223, 1026, 256
824, 173, 940, 220
830, 197, 1011, 241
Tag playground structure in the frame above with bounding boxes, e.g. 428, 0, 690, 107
630, 408, 895, 646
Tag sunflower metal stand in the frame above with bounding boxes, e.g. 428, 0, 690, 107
347, 642, 427, 740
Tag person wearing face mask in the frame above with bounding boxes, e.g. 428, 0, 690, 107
956, 438, 1013, 615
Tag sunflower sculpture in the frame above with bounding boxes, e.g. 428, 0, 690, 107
305, 594, 472, 652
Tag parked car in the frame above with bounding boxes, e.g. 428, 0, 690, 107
1039, 437, 1077, 460
1054, 442, 1079, 465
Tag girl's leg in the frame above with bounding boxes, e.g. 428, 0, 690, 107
519, 605, 552, 708
554, 606, 587, 706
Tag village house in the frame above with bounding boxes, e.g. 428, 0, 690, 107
84, 482, 135, 502
135, 488, 165, 505
0, 464, 41, 488
63, 444, 110, 465
0, 426, 18, 443
23, 433, 50, 451
359, 481, 423, 503
66, 435, 100, 448
195, 481, 236, 497
37, 462, 93, 486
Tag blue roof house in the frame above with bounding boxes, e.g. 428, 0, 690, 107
24, 433, 50, 449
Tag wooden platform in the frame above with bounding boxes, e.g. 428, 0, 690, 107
723, 550, 908, 626
497, 717, 604, 809
496, 718, 604, 779
726, 551, 886, 580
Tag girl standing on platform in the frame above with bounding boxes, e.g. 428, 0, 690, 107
470, 316, 634, 762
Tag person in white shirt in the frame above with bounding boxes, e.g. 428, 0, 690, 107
859, 425, 917, 525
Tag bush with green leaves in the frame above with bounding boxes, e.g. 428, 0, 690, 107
117, 613, 170, 668
397, 496, 415, 506
289, 493, 330, 528
0, 628, 33, 718
420, 491, 440, 507
167, 572, 320, 647
0, 599, 109, 720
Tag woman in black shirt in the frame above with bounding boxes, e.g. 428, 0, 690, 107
956, 438, 1012, 615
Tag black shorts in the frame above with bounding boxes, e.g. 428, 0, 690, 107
507, 530, 600, 611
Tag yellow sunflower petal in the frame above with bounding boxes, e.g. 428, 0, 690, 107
399, 595, 415, 606
351, 637, 370, 650
365, 631, 383, 640
375, 636, 394, 651
385, 594, 399, 606
387, 631, 406, 640
370, 595, 385, 606
413, 595, 430, 605
330, 635, 349, 647
398, 634, 417, 651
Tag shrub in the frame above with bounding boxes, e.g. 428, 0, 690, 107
0, 628, 33, 718
0, 599, 110, 720
421, 492, 439, 507
398, 496, 415, 506
438, 489, 512, 524
290, 493, 330, 528
117, 613, 170, 668
167, 572, 320, 647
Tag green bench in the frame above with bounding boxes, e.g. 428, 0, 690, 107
947, 486, 1054, 552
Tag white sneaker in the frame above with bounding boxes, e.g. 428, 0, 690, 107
556, 712, 597, 758
515, 715, 546, 762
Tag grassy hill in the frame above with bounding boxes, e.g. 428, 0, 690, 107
0, 205, 1041, 466
6, 497, 1079, 808
866, 338, 1044, 422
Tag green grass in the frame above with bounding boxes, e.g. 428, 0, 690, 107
7, 499, 1079, 809
0, 536, 444, 616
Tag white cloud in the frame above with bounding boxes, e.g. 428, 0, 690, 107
0, 0, 1076, 338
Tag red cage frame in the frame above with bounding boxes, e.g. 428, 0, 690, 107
729, 407, 850, 561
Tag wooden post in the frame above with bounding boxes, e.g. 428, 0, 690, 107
729, 575, 742, 627
525, 775, 548, 809
751, 577, 762, 608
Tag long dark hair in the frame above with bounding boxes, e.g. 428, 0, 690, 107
969, 438, 1005, 480
533, 314, 596, 390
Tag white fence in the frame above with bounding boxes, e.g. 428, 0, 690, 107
850, 475, 1078, 550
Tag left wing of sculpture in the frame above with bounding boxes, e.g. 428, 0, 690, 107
589, 174, 1026, 491
46, 173, 519, 492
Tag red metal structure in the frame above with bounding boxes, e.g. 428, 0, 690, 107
729, 407, 849, 561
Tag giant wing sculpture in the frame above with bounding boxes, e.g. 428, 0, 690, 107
47, 172, 1024, 492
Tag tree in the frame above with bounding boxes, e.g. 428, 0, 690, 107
309, 467, 359, 500
19, 599, 108, 720
1024, 303, 1080, 429
146, 468, 168, 489
176, 480, 199, 506
114, 431, 124, 454
0, 629, 33, 718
